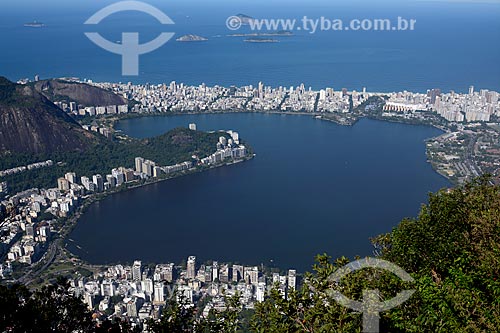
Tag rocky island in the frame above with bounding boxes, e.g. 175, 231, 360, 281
228, 30, 294, 37
24, 21, 45, 28
235, 13, 255, 25
176, 34, 208, 42
244, 37, 279, 43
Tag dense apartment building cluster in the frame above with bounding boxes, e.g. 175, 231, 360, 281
0, 160, 53, 177
83, 79, 500, 124
436, 87, 499, 122
53, 101, 129, 117
81, 123, 112, 139
17, 77, 500, 124
317, 87, 353, 113
200, 131, 247, 165
383, 86, 500, 123
70, 256, 297, 331
88, 80, 363, 114
0, 163, 140, 268
0, 188, 57, 268
134, 157, 193, 178
244, 82, 286, 111
281, 84, 318, 112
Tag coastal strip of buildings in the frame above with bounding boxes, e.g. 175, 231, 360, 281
17, 77, 499, 124
0, 160, 53, 178
81, 80, 499, 123
383, 86, 499, 123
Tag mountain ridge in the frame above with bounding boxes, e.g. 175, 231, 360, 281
0, 77, 96, 154
33, 79, 128, 107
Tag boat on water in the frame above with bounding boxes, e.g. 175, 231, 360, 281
24, 21, 45, 28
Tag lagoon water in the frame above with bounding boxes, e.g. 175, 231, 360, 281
69, 114, 449, 271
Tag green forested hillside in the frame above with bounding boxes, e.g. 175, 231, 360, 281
0, 128, 226, 193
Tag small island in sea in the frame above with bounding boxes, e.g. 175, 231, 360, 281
176, 34, 208, 42
24, 21, 45, 28
228, 30, 293, 37
235, 13, 255, 25
244, 37, 279, 43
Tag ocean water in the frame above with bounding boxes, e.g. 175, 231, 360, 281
69, 114, 449, 271
1, 0, 499, 92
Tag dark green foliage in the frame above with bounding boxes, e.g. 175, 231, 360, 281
0, 277, 139, 333
199, 293, 242, 333
373, 176, 500, 332
0, 277, 94, 332
147, 291, 242, 333
1, 128, 225, 193
147, 293, 198, 333
0, 77, 17, 103
95, 318, 140, 333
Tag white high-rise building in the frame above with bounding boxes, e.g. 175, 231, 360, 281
106, 174, 117, 188
81, 176, 91, 191
0, 181, 8, 194
132, 261, 142, 281
187, 256, 196, 279
112, 168, 126, 185
57, 178, 70, 191
100, 280, 116, 297
135, 157, 144, 173
65, 172, 77, 184
319, 90, 326, 101
256, 282, 266, 302
232, 265, 244, 282
141, 278, 154, 294
244, 266, 259, 285
153, 282, 165, 304
142, 160, 155, 177
288, 269, 297, 291
231, 131, 239, 144
92, 174, 104, 192
118, 105, 129, 114
212, 261, 219, 282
